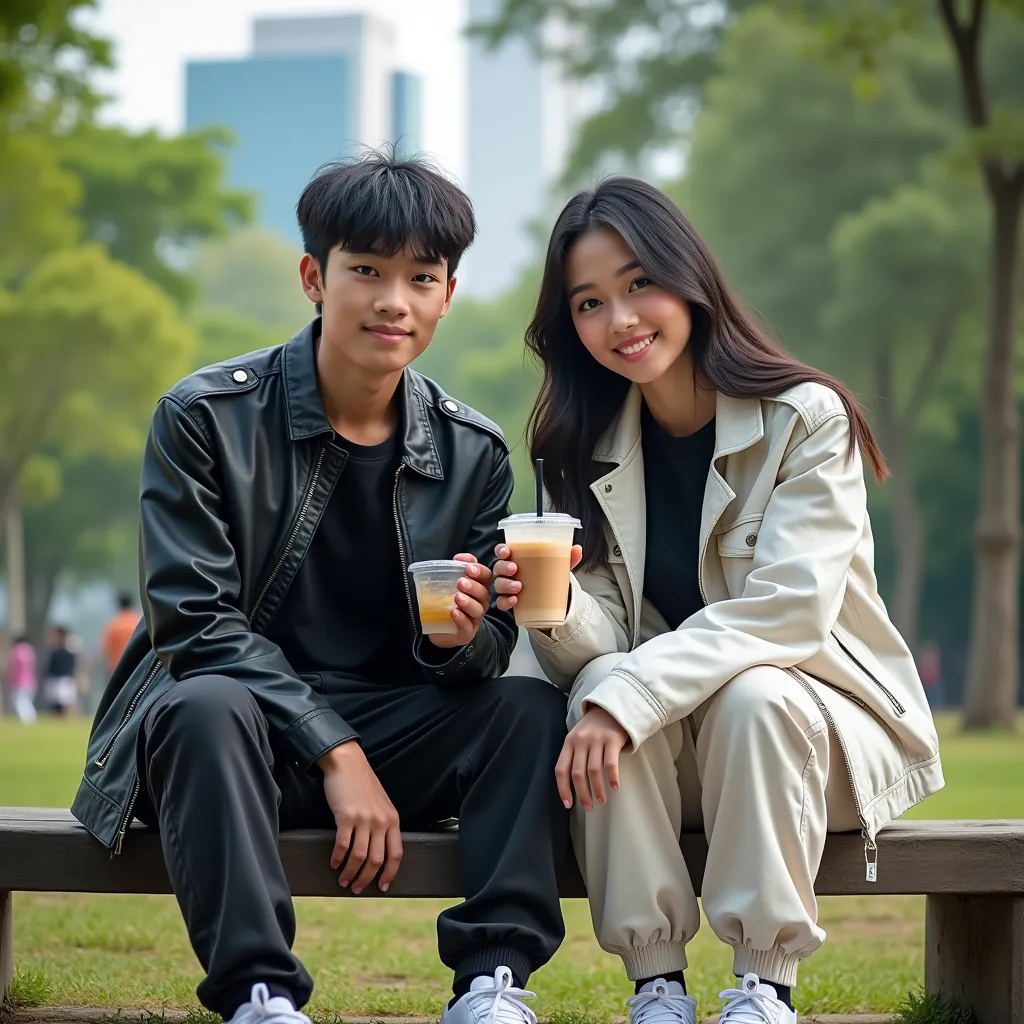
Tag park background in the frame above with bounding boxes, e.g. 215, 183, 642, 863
1, 0, 1022, 1019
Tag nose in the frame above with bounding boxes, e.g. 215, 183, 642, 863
608, 298, 640, 336
374, 283, 411, 317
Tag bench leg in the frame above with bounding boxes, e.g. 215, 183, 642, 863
0, 890, 12, 1006
925, 894, 1024, 1024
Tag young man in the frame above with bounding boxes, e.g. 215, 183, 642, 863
72, 151, 569, 1024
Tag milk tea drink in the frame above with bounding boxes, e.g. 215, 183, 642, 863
498, 514, 581, 628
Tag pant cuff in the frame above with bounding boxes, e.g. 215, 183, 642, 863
732, 945, 800, 988
621, 941, 689, 982
453, 945, 534, 988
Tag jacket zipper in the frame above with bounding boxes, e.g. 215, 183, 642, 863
106, 441, 329, 854
786, 668, 878, 883
392, 463, 417, 632
831, 630, 906, 716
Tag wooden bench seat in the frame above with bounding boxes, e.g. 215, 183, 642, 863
1, 810, 1022, 1022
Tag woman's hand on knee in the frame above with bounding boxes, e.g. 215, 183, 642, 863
555, 706, 629, 811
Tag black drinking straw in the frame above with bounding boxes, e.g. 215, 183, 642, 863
535, 458, 544, 519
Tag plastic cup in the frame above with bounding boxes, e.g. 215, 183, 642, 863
408, 560, 468, 635
499, 513, 581, 628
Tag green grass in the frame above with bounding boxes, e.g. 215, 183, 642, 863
1, 713, 1020, 1019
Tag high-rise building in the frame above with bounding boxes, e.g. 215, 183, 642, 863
462, 0, 585, 298
186, 14, 422, 244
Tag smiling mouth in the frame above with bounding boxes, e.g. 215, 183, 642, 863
365, 326, 411, 340
615, 332, 657, 356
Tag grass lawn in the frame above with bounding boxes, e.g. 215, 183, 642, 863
1, 712, 1021, 1020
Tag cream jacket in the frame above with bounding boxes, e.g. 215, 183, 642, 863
530, 382, 943, 846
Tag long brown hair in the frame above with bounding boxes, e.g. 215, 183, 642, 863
527, 177, 887, 568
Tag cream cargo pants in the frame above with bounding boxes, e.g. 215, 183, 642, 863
569, 653, 866, 988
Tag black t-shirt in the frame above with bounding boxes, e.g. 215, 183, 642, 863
641, 403, 717, 630
266, 429, 416, 680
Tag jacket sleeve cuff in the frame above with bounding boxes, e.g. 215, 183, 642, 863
529, 572, 591, 649
582, 669, 666, 750
412, 619, 497, 686
282, 707, 360, 773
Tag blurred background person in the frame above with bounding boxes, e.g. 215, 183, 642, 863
42, 626, 79, 717
8, 634, 38, 724
101, 593, 141, 676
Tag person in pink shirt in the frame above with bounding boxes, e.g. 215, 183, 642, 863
8, 635, 38, 724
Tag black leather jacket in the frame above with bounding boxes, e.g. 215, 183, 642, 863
71, 321, 517, 851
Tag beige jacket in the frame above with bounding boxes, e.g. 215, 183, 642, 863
530, 382, 943, 846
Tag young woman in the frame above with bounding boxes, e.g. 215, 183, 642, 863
492, 178, 943, 1024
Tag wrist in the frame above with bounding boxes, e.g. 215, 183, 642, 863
317, 739, 362, 773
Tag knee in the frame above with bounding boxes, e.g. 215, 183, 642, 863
484, 675, 568, 738
568, 653, 628, 727
146, 674, 257, 743
703, 666, 818, 742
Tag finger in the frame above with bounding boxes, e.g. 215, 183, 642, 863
330, 818, 353, 870
571, 743, 594, 812
555, 742, 574, 808
457, 577, 491, 606
454, 591, 486, 622
494, 543, 511, 561
452, 552, 478, 564
606, 738, 623, 792
496, 595, 519, 612
588, 740, 608, 806
337, 824, 370, 888
492, 559, 518, 579
351, 828, 387, 894
570, 545, 584, 571
379, 825, 404, 892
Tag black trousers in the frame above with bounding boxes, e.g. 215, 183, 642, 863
135, 672, 570, 1018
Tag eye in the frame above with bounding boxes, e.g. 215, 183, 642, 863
352, 265, 378, 277
628, 276, 651, 292
577, 297, 600, 313
412, 273, 438, 284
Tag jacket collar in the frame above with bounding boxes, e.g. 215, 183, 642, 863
592, 384, 765, 465
282, 320, 443, 479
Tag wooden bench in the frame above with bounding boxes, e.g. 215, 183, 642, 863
1, 810, 1022, 1023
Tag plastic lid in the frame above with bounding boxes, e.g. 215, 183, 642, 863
498, 513, 582, 529
407, 559, 468, 574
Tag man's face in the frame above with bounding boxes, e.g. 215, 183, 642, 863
300, 244, 456, 373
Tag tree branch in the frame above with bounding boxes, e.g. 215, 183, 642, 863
936, 0, 989, 129
905, 320, 956, 428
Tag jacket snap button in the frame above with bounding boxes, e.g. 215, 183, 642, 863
613, 545, 621, 557
604, 483, 613, 493
745, 533, 757, 547
232, 369, 248, 383
444, 400, 459, 412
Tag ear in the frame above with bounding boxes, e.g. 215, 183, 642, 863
299, 253, 323, 304
439, 275, 457, 319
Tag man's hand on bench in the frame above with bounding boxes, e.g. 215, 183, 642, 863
318, 742, 404, 894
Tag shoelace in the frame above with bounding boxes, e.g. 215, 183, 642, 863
626, 983, 694, 1024
466, 968, 538, 1024
717, 980, 780, 1024
241, 984, 311, 1024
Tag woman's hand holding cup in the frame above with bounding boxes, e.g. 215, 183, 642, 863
493, 542, 584, 614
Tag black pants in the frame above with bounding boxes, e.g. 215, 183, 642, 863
135, 672, 570, 1018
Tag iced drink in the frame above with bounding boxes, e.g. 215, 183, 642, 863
408, 560, 467, 635
499, 513, 581, 628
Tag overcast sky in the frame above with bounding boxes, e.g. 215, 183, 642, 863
80, 0, 470, 182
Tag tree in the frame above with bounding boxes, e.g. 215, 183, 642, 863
0, 244, 195, 525
58, 125, 252, 305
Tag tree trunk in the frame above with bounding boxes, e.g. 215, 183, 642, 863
886, 426, 924, 653
26, 562, 59, 658
963, 179, 1024, 729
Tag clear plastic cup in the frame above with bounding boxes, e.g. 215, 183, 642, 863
408, 560, 468, 635
498, 513, 581, 628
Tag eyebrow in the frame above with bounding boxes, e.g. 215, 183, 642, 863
568, 260, 642, 299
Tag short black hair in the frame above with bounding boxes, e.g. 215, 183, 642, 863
296, 145, 476, 281
117, 592, 133, 610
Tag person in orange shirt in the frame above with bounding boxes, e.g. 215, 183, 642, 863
102, 593, 141, 674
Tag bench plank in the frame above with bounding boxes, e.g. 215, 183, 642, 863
1, 810, 1023, 898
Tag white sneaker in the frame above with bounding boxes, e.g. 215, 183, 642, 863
442, 967, 537, 1024
626, 978, 697, 1024
718, 974, 796, 1024
227, 984, 311, 1024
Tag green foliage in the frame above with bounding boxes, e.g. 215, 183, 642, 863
892, 988, 978, 1024
58, 125, 253, 305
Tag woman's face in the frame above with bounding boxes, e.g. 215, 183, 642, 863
564, 227, 692, 384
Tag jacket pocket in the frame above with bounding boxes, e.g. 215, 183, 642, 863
716, 515, 763, 557
829, 626, 907, 717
